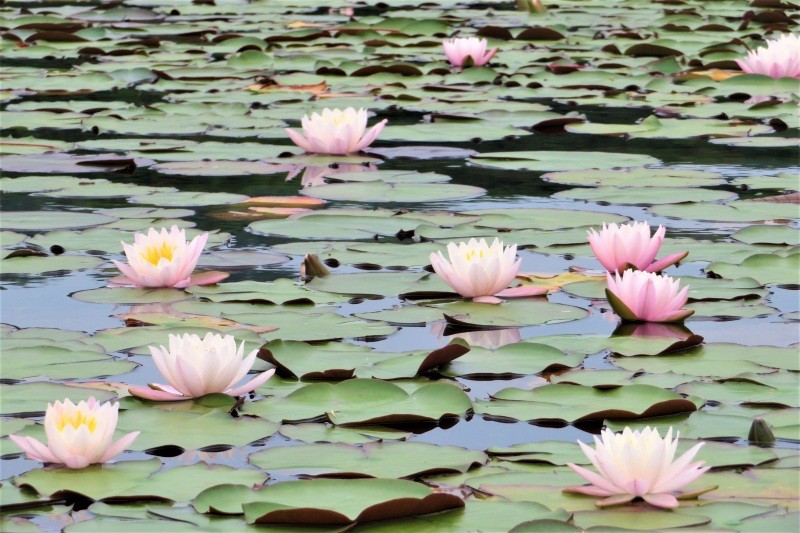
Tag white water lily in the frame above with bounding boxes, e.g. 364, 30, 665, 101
429, 238, 521, 303
128, 333, 275, 401
564, 427, 710, 508
9, 398, 138, 469
112, 226, 213, 288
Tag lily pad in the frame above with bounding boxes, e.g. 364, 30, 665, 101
194, 479, 463, 525
470, 151, 660, 172
244, 379, 472, 426
475, 384, 700, 424
249, 441, 487, 479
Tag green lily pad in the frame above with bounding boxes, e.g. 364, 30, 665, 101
307, 271, 451, 298
554, 186, 735, 205
278, 423, 411, 445
542, 168, 724, 188
250, 441, 487, 479
116, 408, 279, 452
1, 254, 105, 275
186, 279, 350, 305
475, 384, 699, 423
303, 181, 485, 203
244, 379, 472, 426
2, 344, 136, 380
442, 342, 582, 378
2, 211, 117, 231
470, 151, 660, 172
1, 382, 115, 416
430, 299, 588, 328
130, 191, 249, 207
732, 225, 799, 246
194, 479, 463, 525
248, 210, 438, 241
651, 201, 799, 222
612, 343, 799, 376
707, 252, 800, 285
16, 459, 266, 503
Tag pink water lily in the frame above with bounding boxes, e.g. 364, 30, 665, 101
111, 226, 226, 288
443, 37, 498, 69
564, 427, 710, 509
736, 33, 800, 79
285, 107, 387, 155
128, 333, 275, 402
9, 398, 139, 469
588, 222, 686, 274
606, 270, 693, 323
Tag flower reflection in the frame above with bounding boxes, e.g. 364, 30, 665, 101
285, 162, 378, 188
612, 321, 697, 341
430, 320, 522, 350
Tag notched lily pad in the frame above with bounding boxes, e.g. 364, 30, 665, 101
244, 379, 472, 427
475, 384, 700, 424
195, 479, 464, 526
249, 441, 487, 479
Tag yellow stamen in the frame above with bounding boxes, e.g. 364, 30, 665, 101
56, 412, 97, 433
141, 242, 176, 266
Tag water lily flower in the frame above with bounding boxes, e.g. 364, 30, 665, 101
128, 333, 275, 402
606, 270, 693, 323
9, 398, 139, 469
430, 238, 523, 304
736, 33, 800, 79
564, 427, 710, 508
285, 107, 387, 155
588, 222, 687, 273
442, 37, 498, 70
111, 226, 224, 288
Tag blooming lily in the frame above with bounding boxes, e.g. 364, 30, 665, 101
587, 222, 686, 274
606, 270, 693, 323
9, 398, 139, 469
736, 33, 800, 79
285, 107, 387, 155
564, 427, 710, 508
128, 333, 275, 401
442, 37, 498, 70
111, 226, 225, 288
430, 238, 549, 304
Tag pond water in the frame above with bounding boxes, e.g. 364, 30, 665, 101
1, 0, 799, 531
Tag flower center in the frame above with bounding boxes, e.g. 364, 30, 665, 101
464, 249, 490, 261
56, 412, 97, 433
141, 242, 176, 266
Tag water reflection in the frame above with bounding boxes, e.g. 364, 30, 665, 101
430, 320, 522, 350
611, 322, 697, 341
285, 162, 378, 188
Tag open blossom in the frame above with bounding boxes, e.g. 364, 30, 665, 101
128, 333, 275, 401
736, 33, 800, 79
112, 226, 209, 288
9, 398, 139, 469
588, 222, 686, 274
443, 37, 498, 69
430, 238, 521, 303
285, 107, 387, 155
606, 270, 693, 323
564, 427, 710, 509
